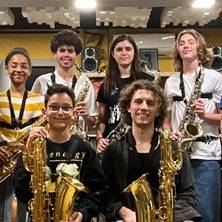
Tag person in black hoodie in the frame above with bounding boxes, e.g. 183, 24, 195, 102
14, 84, 107, 222
102, 79, 201, 222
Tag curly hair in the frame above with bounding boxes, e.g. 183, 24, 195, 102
174, 29, 212, 72
50, 29, 83, 55
119, 80, 167, 128
104, 34, 143, 95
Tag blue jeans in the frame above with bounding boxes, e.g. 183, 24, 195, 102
191, 159, 221, 222
0, 175, 14, 222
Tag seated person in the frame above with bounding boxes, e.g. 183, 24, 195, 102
102, 80, 201, 222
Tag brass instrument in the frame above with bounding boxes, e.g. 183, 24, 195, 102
140, 60, 160, 85
106, 121, 130, 143
0, 114, 47, 182
27, 136, 51, 222
70, 80, 90, 138
123, 130, 199, 222
178, 66, 204, 150
54, 171, 88, 222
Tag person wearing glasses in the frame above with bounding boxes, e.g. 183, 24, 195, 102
14, 84, 107, 222
0, 47, 44, 222
31, 29, 97, 129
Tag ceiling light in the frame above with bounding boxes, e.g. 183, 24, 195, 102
192, 0, 215, 8
75, 0, 96, 10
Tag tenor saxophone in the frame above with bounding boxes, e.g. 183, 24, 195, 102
0, 115, 47, 182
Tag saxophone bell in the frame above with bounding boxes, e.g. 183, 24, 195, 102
54, 171, 89, 222
184, 122, 203, 138
123, 174, 156, 222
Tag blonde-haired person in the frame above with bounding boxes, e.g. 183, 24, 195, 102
164, 29, 222, 222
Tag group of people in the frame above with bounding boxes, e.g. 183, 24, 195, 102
0, 28, 221, 222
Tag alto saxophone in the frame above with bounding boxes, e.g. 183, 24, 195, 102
123, 130, 197, 222
0, 114, 47, 182
178, 66, 204, 150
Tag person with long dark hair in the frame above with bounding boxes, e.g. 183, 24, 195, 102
96, 34, 153, 153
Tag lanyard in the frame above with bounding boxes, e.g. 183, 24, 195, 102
179, 68, 201, 104
7, 90, 28, 129
50, 73, 77, 90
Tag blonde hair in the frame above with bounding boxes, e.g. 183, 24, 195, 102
174, 29, 212, 71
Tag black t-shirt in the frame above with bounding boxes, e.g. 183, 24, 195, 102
127, 130, 160, 191
46, 136, 86, 183
97, 72, 149, 137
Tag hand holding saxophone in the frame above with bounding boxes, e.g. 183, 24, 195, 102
75, 102, 89, 120
60, 211, 83, 222
191, 99, 205, 118
96, 137, 109, 153
118, 206, 136, 222
26, 126, 48, 151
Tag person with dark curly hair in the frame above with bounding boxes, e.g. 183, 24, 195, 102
102, 79, 201, 222
164, 29, 222, 222
32, 29, 97, 128
96, 34, 154, 153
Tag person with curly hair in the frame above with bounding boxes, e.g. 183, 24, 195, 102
102, 79, 201, 222
32, 29, 97, 129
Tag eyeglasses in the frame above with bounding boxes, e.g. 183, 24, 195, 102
48, 104, 73, 114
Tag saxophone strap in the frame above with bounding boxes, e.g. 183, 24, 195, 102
6, 90, 28, 129
173, 68, 212, 102
50, 72, 77, 90
0, 116, 38, 129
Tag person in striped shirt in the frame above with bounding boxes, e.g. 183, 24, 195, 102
0, 47, 44, 222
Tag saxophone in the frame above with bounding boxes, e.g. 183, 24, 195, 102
177, 66, 204, 148
123, 130, 197, 222
54, 171, 89, 222
0, 114, 47, 182
70, 80, 90, 138
26, 136, 51, 222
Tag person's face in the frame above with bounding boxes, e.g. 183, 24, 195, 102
127, 89, 159, 127
6, 54, 31, 86
54, 45, 76, 70
45, 93, 74, 131
112, 40, 135, 68
178, 33, 198, 63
